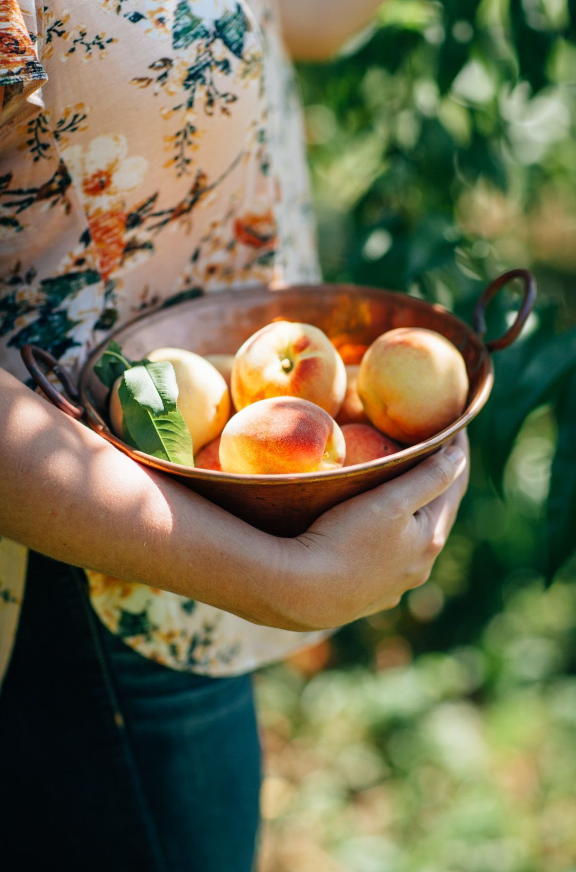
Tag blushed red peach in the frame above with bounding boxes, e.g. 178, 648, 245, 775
336, 365, 370, 426
194, 436, 222, 471
219, 397, 346, 475
358, 327, 469, 444
342, 423, 401, 467
231, 321, 347, 418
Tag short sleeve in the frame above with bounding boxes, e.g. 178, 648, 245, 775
0, 0, 47, 129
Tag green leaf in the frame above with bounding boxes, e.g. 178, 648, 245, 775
547, 366, 576, 582
486, 328, 576, 495
119, 361, 194, 466
94, 340, 133, 389
119, 415, 137, 450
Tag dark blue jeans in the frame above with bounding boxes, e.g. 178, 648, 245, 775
0, 552, 262, 872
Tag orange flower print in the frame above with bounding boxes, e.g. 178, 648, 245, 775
82, 167, 114, 197
61, 135, 147, 280
85, 570, 163, 601
87, 209, 128, 281
234, 202, 277, 249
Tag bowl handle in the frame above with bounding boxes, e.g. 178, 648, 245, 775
20, 344, 85, 421
473, 268, 536, 352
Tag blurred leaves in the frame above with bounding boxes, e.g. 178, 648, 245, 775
300, 0, 576, 286
509, 0, 567, 93
259, 6, 576, 867
258, 581, 576, 872
547, 365, 576, 580
483, 327, 576, 495
299, 0, 576, 578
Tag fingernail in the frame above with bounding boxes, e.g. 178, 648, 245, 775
443, 444, 466, 467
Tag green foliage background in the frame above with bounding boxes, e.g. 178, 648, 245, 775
258, 2, 576, 869
299, 0, 576, 650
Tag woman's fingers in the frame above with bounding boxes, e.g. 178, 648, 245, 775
447, 429, 470, 495
297, 429, 471, 629
415, 491, 459, 561
411, 433, 468, 557
415, 431, 470, 537
379, 436, 468, 520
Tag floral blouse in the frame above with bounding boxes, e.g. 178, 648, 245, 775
0, 0, 328, 683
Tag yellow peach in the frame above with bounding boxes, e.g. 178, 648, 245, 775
219, 397, 345, 475
231, 321, 346, 418
358, 327, 469, 444
204, 354, 235, 391
146, 347, 230, 451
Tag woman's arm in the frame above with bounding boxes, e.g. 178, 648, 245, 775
278, 0, 384, 61
0, 367, 290, 627
0, 366, 467, 631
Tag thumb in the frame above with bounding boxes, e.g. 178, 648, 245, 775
383, 442, 467, 518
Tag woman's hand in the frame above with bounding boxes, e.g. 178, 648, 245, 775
279, 431, 469, 630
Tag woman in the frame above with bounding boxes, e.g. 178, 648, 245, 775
0, 2, 468, 870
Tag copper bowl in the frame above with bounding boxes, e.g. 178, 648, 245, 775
22, 270, 535, 537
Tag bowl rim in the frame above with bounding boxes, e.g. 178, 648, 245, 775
80, 282, 493, 485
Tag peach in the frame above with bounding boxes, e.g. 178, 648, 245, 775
146, 347, 230, 451
231, 321, 346, 418
109, 360, 227, 456
342, 423, 401, 467
204, 354, 235, 391
358, 327, 469, 444
336, 365, 370, 426
219, 397, 346, 475
194, 436, 222, 471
